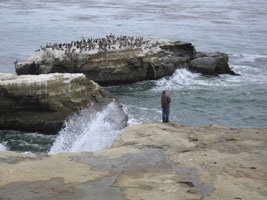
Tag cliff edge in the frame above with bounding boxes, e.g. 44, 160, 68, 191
0, 73, 127, 134
0, 122, 266, 199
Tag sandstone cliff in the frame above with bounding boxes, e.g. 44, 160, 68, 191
0, 122, 266, 199
15, 36, 236, 85
0, 73, 127, 134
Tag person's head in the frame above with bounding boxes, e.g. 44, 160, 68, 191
162, 90, 166, 96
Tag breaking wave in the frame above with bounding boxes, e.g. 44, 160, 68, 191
154, 63, 266, 92
0, 143, 7, 151
231, 53, 267, 63
49, 102, 127, 154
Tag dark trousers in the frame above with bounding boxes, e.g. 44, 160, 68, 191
162, 109, 170, 123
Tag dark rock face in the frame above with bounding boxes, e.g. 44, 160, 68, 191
0, 73, 128, 134
16, 40, 197, 86
147, 42, 197, 80
188, 52, 238, 75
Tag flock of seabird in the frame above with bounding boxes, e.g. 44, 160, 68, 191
35, 34, 161, 54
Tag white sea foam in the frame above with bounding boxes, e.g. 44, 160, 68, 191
154, 65, 266, 92
0, 143, 7, 151
154, 68, 198, 90
122, 104, 161, 124
232, 53, 267, 63
153, 68, 226, 91
49, 102, 127, 154
121, 104, 141, 125
230, 64, 267, 84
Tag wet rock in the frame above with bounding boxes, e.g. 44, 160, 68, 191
0, 73, 127, 134
188, 52, 238, 75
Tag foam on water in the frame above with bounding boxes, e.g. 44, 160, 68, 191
229, 65, 267, 84
0, 130, 56, 153
155, 68, 199, 90
154, 68, 230, 91
154, 63, 266, 92
49, 102, 127, 154
0, 143, 7, 151
122, 104, 161, 124
231, 53, 267, 63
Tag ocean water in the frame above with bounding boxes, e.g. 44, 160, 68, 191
0, 0, 266, 153
49, 102, 127, 154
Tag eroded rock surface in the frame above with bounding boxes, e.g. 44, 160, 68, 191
0, 73, 127, 134
0, 122, 266, 199
16, 36, 240, 84
15, 38, 198, 85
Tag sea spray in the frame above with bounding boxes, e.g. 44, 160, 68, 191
0, 143, 7, 151
154, 65, 267, 92
49, 102, 127, 154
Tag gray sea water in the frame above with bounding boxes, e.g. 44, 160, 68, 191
0, 0, 267, 153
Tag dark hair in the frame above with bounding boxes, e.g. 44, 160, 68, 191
162, 90, 166, 95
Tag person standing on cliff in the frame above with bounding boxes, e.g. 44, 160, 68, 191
161, 90, 171, 123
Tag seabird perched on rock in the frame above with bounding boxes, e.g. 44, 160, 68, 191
37, 34, 160, 55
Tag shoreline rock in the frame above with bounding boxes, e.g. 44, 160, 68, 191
0, 122, 266, 199
188, 52, 238, 75
0, 73, 127, 134
15, 36, 237, 86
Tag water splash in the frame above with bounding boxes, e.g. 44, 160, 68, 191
49, 102, 127, 154
154, 68, 218, 91
155, 68, 199, 90
0, 143, 7, 151
154, 64, 267, 92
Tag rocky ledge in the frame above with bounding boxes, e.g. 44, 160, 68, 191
0, 73, 127, 134
0, 122, 266, 200
15, 35, 237, 85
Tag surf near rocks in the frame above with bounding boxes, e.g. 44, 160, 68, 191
0, 73, 127, 134
15, 34, 237, 86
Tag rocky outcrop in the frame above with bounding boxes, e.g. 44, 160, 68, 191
188, 52, 238, 75
0, 73, 127, 134
16, 36, 239, 84
15, 38, 197, 86
0, 122, 266, 199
